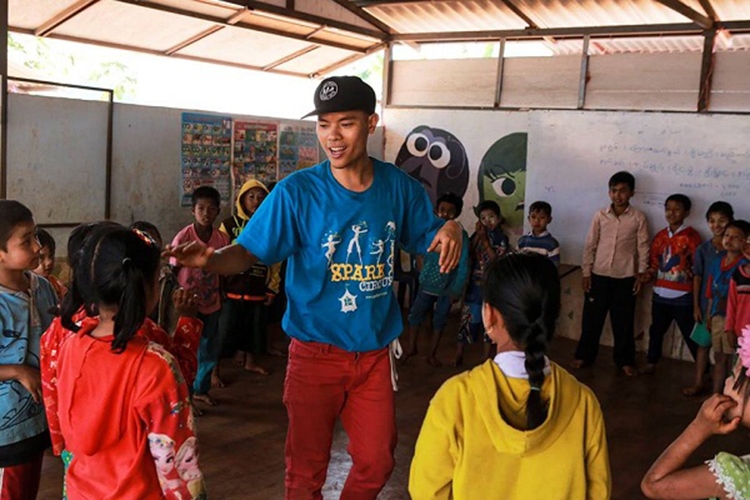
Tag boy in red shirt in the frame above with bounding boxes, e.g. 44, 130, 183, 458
642, 194, 702, 374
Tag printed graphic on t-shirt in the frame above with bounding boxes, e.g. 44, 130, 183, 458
324, 220, 397, 313
0, 332, 44, 431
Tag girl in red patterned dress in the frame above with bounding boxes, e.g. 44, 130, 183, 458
40, 224, 206, 499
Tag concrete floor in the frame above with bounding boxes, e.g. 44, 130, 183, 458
37, 320, 748, 499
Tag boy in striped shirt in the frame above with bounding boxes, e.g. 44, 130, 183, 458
518, 201, 560, 266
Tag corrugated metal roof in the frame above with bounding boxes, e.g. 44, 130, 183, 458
8, 0, 750, 82
8, 0, 387, 78
362, 0, 750, 53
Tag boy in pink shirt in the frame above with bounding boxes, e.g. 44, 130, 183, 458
170, 186, 229, 405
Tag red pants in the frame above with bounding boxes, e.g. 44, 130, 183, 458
283, 339, 397, 500
0, 453, 43, 500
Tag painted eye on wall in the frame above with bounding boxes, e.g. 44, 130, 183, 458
406, 133, 429, 157
428, 142, 450, 169
492, 177, 516, 197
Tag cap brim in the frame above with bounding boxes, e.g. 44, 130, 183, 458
301, 109, 319, 119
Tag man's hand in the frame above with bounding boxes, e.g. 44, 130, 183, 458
427, 220, 463, 274
16, 365, 43, 404
163, 242, 214, 269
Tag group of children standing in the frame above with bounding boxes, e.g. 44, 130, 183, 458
170, 179, 281, 406
402, 169, 749, 403
0, 72, 746, 500
0, 176, 281, 498
569, 171, 750, 398
401, 195, 562, 368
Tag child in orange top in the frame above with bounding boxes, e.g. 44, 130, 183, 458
40, 224, 206, 499
41, 223, 202, 459
33, 228, 67, 300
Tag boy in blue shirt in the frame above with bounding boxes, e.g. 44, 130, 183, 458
518, 201, 560, 266
0, 200, 57, 499
401, 192, 470, 367
168, 76, 463, 499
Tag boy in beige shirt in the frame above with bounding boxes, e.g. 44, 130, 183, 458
573, 171, 650, 376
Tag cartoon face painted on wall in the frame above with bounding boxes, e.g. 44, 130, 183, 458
478, 133, 528, 232
395, 126, 469, 207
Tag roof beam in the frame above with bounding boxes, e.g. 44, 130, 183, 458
114, 0, 371, 53
164, 8, 248, 56
165, 25, 224, 56
219, 0, 387, 40
311, 41, 387, 77
499, 0, 539, 29
34, 0, 100, 37
698, 0, 720, 22
328, 0, 396, 34
392, 21, 750, 42
262, 45, 319, 71
9, 28, 310, 79
654, 0, 714, 29
698, 28, 717, 112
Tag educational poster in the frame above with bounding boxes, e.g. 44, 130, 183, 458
180, 113, 232, 207
278, 124, 319, 180
232, 120, 278, 193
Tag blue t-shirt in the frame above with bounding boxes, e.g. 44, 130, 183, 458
694, 239, 725, 317
236, 159, 444, 351
0, 272, 56, 447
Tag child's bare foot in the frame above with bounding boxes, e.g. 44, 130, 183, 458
244, 363, 270, 376
682, 384, 706, 397
571, 359, 587, 369
426, 356, 443, 368
193, 393, 217, 406
211, 374, 225, 389
233, 352, 246, 366
639, 363, 656, 375
621, 365, 638, 377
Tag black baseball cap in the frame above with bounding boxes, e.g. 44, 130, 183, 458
302, 76, 377, 119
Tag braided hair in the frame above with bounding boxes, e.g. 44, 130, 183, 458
482, 253, 561, 430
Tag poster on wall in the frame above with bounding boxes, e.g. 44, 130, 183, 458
232, 120, 279, 194
279, 123, 319, 180
180, 113, 232, 207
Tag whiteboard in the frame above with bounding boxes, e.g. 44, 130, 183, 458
526, 110, 750, 265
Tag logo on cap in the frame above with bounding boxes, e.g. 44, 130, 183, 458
320, 81, 338, 101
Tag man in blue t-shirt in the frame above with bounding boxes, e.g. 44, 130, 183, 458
169, 76, 463, 499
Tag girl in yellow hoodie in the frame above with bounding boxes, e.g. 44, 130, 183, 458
410, 253, 611, 500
